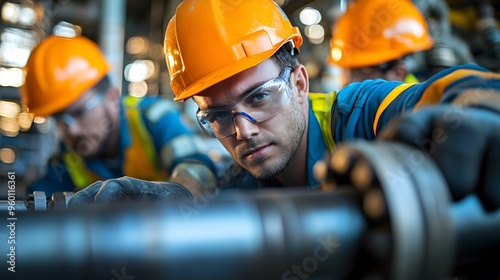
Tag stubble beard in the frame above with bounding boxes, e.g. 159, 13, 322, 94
77, 108, 117, 159
246, 99, 306, 181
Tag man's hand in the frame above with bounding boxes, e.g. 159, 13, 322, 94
170, 162, 219, 197
377, 105, 500, 211
68, 176, 193, 207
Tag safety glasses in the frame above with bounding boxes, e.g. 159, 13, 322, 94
54, 92, 105, 127
197, 67, 292, 138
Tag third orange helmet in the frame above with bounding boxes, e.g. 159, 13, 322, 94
328, 0, 433, 68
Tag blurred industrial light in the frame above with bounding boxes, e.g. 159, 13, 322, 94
304, 24, 325, 44
1, 28, 38, 67
17, 112, 33, 131
1, 2, 37, 26
0, 44, 31, 68
124, 60, 156, 83
129, 81, 148, 98
2, 26, 37, 43
53, 21, 81, 38
18, 5, 36, 25
0, 67, 23, 87
330, 47, 343, 62
1, 2, 19, 23
0, 148, 15, 164
1, 27, 38, 48
144, 60, 157, 79
1, 117, 20, 137
304, 61, 321, 79
339, 0, 348, 13
0, 101, 20, 118
126, 36, 149, 56
299, 7, 322, 26
125, 61, 146, 82
33, 116, 46, 124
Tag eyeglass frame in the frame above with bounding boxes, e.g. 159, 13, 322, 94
53, 90, 106, 127
196, 67, 293, 138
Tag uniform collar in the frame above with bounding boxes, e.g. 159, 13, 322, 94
306, 105, 328, 189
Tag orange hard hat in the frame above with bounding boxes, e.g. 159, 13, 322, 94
21, 35, 111, 116
328, 0, 434, 68
164, 0, 303, 101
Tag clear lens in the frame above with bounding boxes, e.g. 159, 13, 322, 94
54, 92, 105, 126
197, 67, 292, 138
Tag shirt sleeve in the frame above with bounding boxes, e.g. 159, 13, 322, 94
333, 63, 500, 142
27, 158, 76, 196
138, 97, 217, 174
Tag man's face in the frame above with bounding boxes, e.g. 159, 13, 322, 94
194, 59, 308, 180
349, 67, 390, 83
54, 88, 118, 158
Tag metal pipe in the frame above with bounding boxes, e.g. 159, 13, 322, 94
1, 141, 498, 279
0, 189, 366, 280
99, 0, 126, 92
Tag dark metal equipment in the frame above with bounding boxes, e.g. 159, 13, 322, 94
0, 141, 499, 280
0, 190, 74, 211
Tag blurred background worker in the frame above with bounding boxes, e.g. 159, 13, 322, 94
20, 35, 217, 196
328, 0, 435, 85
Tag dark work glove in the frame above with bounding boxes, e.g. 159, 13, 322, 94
377, 105, 500, 211
68, 176, 193, 207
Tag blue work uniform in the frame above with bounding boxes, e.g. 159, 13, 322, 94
28, 96, 216, 196
219, 64, 500, 190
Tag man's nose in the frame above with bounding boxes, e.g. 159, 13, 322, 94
233, 112, 259, 140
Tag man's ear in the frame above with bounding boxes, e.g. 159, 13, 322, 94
293, 64, 309, 103
102, 87, 121, 115
106, 87, 121, 102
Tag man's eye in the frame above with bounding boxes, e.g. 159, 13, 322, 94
253, 93, 266, 101
72, 110, 85, 118
209, 111, 231, 122
249, 92, 271, 104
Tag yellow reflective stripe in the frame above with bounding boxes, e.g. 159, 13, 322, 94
63, 150, 99, 190
123, 96, 167, 180
125, 97, 157, 166
373, 83, 414, 136
415, 69, 500, 109
309, 92, 336, 153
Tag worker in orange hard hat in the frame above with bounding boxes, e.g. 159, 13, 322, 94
328, 0, 434, 84
21, 35, 218, 198
69, 0, 500, 215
